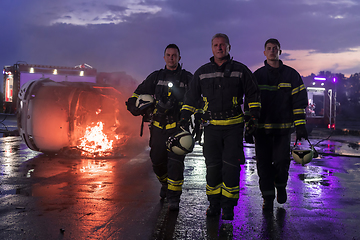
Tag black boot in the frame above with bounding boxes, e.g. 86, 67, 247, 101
160, 183, 167, 199
168, 200, 180, 211
221, 206, 234, 220
276, 187, 287, 204
206, 203, 221, 217
262, 196, 274, 211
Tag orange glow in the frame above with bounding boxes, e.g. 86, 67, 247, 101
77, 121, 116, 157
79, 159, 113, 174
17, 79, 138, 155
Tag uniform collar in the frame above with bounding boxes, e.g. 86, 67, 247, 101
210, 55, 231, 68
264, 59, 283, 72
164, 64, 182, 73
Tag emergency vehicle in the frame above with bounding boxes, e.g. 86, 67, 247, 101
3, 62, 97, 114
303, 76, 337, 132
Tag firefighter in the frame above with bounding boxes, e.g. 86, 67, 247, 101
179, 33, 261, 220
126, 44, 193, 211
246, 38, 308, 211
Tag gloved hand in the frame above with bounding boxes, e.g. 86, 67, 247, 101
245, 116, 258, 135
296, 124, 308, 141
156, 99, 174, 115
178, 117, 189, 130
244, 131, 255, 144
125, 97, 141, 116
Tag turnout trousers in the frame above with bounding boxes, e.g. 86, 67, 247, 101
149, 125, 185, 203
255, 132, 291, 198
203, 123, 244, 208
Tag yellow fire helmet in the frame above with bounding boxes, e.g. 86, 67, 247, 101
136, 94, 155, 111
292, 139, 317, 166
166, 127, 195, 155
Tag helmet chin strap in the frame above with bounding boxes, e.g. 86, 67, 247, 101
293, 138, 314, 148
292, 138, 318, 166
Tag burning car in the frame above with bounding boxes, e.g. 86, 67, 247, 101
17, 78, 129, 157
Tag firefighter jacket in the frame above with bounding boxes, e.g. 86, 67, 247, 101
181, 55, 261, 126
253, 60, 308, 134
132, 65, 193, 129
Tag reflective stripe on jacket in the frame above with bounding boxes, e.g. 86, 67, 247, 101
133, 65, 193, 129
253, 60, 308, 134
181, 55, 260, 126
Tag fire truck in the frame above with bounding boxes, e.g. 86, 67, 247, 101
3, 62, 97, 114
303, 76, 337, 132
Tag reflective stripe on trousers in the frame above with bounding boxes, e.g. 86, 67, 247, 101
203, 123, 244, 206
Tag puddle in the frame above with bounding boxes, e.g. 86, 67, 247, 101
317, 140, 360, 157
0, 187, 31, 196
298, 167, 334, 186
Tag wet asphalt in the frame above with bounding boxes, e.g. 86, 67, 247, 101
1, 117, 360, 239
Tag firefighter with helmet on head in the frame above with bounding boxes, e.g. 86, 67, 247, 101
126, 44, 193, 211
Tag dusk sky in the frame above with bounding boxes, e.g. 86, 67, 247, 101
1, 0, 360, 82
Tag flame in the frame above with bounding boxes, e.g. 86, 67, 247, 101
78, 121, 115, 157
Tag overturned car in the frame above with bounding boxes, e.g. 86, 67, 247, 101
17, 78, 129, 157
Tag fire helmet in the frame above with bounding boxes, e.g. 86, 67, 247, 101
291, 139, 315, 166
166, 128, 195, 155
136, 94, 154, 111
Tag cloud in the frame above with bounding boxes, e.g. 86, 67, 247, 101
279, 47, 360, 77
46, 1, 163, 25
301, 0, 358, 7
1, 0, 359, 83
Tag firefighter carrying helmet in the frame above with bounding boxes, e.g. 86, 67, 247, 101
166, 128, 195, 155
136, 94, 155, 111
292, 139, 316, 166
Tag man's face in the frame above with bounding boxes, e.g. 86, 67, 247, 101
164, 48, 180, 70
212, 37, 230, 60
264, 43, 281, 61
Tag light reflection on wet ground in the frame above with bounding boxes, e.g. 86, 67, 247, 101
152, 130, 360, 239
0, 135, 161, 239
1, 130, 360, 239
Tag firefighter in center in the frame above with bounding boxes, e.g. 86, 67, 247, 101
126, 44, 193, 211
179, 33, 261, 220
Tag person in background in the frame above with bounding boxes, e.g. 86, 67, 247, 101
126, 44, 193, 211
180, 33, 261, 220
246, 38, 308, 211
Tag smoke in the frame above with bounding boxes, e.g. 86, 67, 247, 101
97, 71, 150, 158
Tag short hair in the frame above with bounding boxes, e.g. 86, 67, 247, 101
164, 44, 180, 55
265, 38, 281, 49
211, 33, 230, 45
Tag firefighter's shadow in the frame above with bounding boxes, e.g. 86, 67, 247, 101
152, 201, 179, 240
261, 207, 287, 239
205, 216, 234, 240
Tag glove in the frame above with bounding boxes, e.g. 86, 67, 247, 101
245, 116, 258, 135
244, 131, 255, 144
178, 117, 189, 130
296, 124, 308, 141
244, 116, 258, 144
156, 99, 174, 115
125, 97, 141, 116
